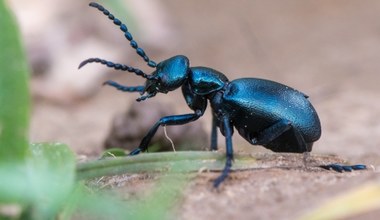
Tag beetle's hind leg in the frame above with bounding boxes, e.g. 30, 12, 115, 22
250, 119, 292, 146
247, 120, 314, 168
213, 116, 234, 188
288, 126, 367, 172
248, 119, 312, 153
319, 164, 367, 172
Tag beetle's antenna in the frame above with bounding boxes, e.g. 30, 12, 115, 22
103, 80, 145, 94
79, 57, 154, 79
89, 2, 157, 68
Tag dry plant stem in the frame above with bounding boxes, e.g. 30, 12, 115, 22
76, 151, 257, 180
163, 125, 176, 152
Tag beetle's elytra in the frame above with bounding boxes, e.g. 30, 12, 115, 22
79, 2, 366, 187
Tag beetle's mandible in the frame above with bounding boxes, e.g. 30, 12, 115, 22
79, 2, 366, 187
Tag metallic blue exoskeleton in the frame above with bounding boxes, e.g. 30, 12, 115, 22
80, 2, 366, 187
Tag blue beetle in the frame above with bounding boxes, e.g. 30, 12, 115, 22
80, 2, 366, 187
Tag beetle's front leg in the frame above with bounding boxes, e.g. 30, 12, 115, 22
129, 110, 204, 155
213, 116, 233, 188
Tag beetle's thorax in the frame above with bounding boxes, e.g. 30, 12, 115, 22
188, 67, 229, 96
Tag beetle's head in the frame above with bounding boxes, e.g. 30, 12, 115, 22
139, 55, 190, 101
80, 3, 191, 101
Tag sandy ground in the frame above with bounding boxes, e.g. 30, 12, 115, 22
9, 0, 380, 219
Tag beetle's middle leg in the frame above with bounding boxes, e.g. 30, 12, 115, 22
252, 120, 367, 172
249, 120, 313, 167
129, 110, 204, 155
210, 114, 218, 151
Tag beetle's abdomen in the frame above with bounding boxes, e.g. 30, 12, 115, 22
221, 78, 321, 143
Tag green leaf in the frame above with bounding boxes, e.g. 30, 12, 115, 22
61, 183, 136, 220
0, 143, 76, 219
26, 143, 76, 219
62, 172, 188, 220
0, 0, 30, 162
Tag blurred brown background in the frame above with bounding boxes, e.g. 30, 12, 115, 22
7, 0, 380, 219
10, 0, 379, 160
6, 0, 380, 157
